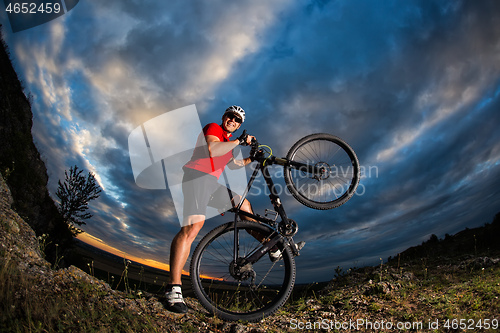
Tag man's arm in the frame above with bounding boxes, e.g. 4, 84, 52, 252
227, 157, 252, 170
206, 135, 239, 157
206, 134, 254, 157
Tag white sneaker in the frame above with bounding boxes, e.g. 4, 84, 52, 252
269, 241, 305, 262
165, 285, 187, 313
269, 248, 282, 262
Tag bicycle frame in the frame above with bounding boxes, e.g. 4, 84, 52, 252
223, 144, 302, 266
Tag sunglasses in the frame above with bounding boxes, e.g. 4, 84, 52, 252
226, 113, 242, 124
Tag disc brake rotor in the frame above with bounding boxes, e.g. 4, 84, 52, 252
313, 162, 331, 181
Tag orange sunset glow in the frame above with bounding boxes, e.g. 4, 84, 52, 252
77, 232, 225, 281
77, 232, 187, 276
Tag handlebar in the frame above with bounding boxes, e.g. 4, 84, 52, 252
248, 139, 327, 177
249, 137, 259, 160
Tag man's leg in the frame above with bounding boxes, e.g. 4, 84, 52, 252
232, 196, 271, 244
236, 197, 256, 222
166, 215, 204, 313
236, 196, 305, 260
169, 216, 204, 284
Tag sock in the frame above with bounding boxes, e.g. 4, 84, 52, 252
166, 283, 181, 292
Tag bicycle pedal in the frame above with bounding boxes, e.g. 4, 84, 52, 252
293, 241, 306, 256
264, 209, 279, 221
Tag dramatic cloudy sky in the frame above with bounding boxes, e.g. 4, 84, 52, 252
2, 0, 500, 283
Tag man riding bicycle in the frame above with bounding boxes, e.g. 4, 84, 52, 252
165, 106, 255, 313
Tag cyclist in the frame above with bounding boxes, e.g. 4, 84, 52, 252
165, 105, 255, 313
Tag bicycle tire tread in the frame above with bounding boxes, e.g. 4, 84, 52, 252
284, 133, 360, 210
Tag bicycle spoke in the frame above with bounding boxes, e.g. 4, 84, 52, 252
285, 134, 360, 209
193, 222, 293, 317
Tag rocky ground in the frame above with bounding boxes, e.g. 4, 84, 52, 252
1, 172, 499, 332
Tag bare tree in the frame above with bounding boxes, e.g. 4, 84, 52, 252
56, 165, 101, 235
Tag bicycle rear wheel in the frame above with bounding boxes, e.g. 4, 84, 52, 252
284, 133, 360, 210
190, 221, 295, 322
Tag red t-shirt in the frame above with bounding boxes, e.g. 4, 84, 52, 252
184, 123, 233, 179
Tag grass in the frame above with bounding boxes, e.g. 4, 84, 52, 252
1, 248, 499, 332
0, 257, 162, 332
280, 254, 500, 332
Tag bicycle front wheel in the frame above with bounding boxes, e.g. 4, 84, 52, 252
190, 221, 295, 322
284, 133, 360, 210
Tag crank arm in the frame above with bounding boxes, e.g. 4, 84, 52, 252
244, 234, 282, 264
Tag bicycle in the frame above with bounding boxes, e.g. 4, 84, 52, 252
190, 133, 360, 322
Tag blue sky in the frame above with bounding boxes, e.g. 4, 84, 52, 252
2, 0, 500, 283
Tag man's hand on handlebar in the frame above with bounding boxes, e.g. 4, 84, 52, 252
249, 137, 260, 161
237, 130, 255, 146
245, 135, 256, 146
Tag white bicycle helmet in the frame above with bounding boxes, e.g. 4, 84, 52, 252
223, 105, 245, 123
